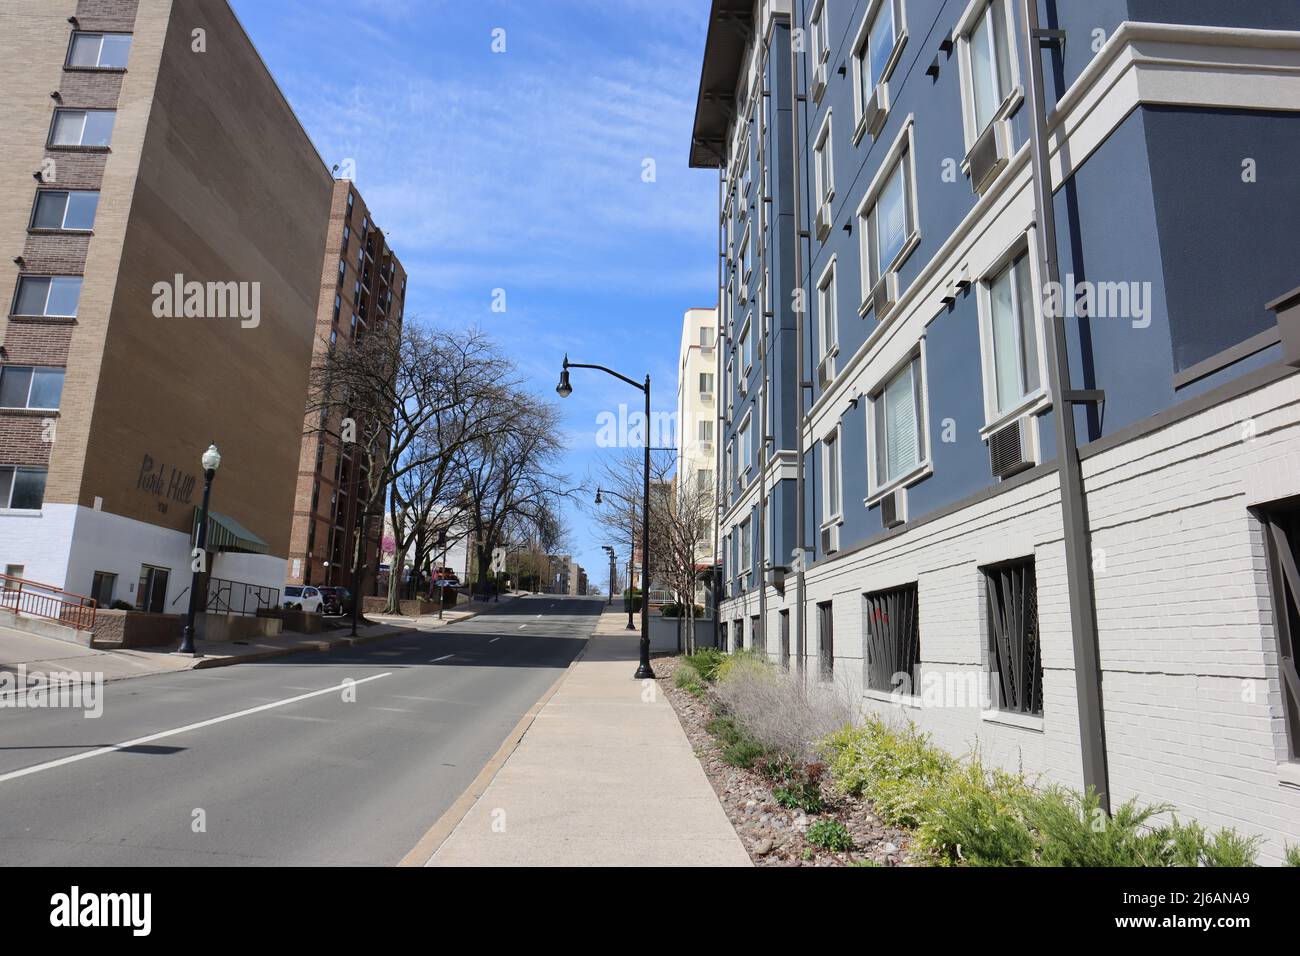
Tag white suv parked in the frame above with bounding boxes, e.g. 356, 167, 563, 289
282, 585, 324, 613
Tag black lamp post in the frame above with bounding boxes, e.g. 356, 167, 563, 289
560, 356, 654, 680
596, 487, 638, 631
601, 545, 615, 607
178, 442, 221, 657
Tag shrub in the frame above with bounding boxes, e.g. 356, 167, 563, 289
673, 663, 706, 697
109, 600, 134, 611
806, 819, 854, 852
774, 780, 826, 814
684, 648, 726, 683
912, 760, 1037, 866
706, 715, 766, 768
714, 664, 856, 765
1025, 789, 1177, 867
819, 718, 953, 827
660, 602, 705, 618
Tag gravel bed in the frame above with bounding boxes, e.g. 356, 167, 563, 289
655, 655, 912, 867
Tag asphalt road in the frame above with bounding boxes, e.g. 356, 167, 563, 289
0, 594, 601, 866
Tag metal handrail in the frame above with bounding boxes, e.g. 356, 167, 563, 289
0, 573, 97, 632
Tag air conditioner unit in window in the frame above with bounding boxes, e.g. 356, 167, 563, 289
812, 62, 828, 102
967, 119, 1012, 195
871, 271, 899, 318
819, 523, 839, 556
815, 202, 833, 240
880, 489, 905, 529
817, 353, 834, 389
989, 417, 1033, 479
863, 81, 890, 138
738, 376, 748, 396
739, 284, 749, 305
700, 391, 714, 405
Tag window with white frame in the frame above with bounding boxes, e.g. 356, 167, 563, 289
699, 419, 714, 442
963, 0, 1017, 140
697, 469, 714, 493
740, 517, 753, 583
854, 0, 902, 119
67, 32, 132, 69
0, 366, 64, 410
727, 439, 735, 488
814, 114, 834, 207
860, 147, 914, 295
738, 225, 751, 282
49, 109, 116, 148
818, 261, 838, 359
740, 317, 753, 373
700, 327, 714, 348
810, 0, 830, 72
823, 428, 842, 523
871, 354, 927, 489
983, 251, 1042, 418
31, 191, 99, 231
699, 371, 714, 395
739, 413, 753, 475
12, 276, 82, 317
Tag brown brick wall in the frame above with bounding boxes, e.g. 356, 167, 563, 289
0, 320, 75, 365
0, 412, 55, 466
57, 70, 125, 108
76, 0, 140, 33
20, 233, 92, 273
39, 152, 108, 190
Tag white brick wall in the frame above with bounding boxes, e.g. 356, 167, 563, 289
718, 372, 1300, 862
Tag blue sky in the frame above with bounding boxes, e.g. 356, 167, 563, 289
229, 0, 717, 586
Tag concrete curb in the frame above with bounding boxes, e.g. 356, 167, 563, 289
397, 635, 595, 867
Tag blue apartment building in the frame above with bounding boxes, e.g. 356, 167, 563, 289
691, 0, 1300, 860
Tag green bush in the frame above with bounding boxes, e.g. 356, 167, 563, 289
1285, 844, 1300, 867
623, 589, 642, 613
715, 649, 773, 684
685, 648, 727, 683
673, 663, 706, 697
806, 819, 854, 852
707, 715, 766, 768
660, 602, 705, 618
819, 718, 953, 828
774, 780, 826, 814
912, 761, 1037, 866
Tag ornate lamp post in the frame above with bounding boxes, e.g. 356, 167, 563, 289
178, 443, 221, 657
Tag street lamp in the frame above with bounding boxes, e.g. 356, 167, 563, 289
559, 355, 654, 680
178, 442, 221, 657
596, 487, 638, 631
601, 545, 615, 607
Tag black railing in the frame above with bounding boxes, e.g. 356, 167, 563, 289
865, 583, 920, 693
205, 577, 280, 617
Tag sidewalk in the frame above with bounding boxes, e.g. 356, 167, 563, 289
0, 607, 481, 688
421, 610, 750, 867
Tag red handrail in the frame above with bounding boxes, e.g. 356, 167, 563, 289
0, 573, 97, 632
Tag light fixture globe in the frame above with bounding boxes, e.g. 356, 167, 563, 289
201, 443, 222, 473
555, 369, 572, 398
594, 490, 603, 505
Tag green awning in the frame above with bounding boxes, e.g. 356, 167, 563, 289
192, 509, 270, 555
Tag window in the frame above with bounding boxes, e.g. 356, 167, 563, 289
13, 276, 82, 317
333, 294, 342, 323
984, 252, 1042, 418
984, 558, 1042, 715
31, 191, 99, 231
810, 0, 830, 70
779, 610, 791, 670
752, 614, 763, 653
1259, 500, 1300, 760
964, 0, 1016, 138
337, 259, 346, 287
740, 517, 752, 586
855, 0, 900, 114
698, 420, 714, 442
697, 469, 713, 493
817, 601, 835, 679
91, 571, 117, 608
347, 191, 355, 216
50, 109, 116, 148
67, 31, 132, 69
0, 466, 47, 511
860, 148, 914, 292
0, 367, 64, 410
699, 372, 714, 395
818, 261, 838, 359
738, 414, 752, 476
814, 114, 834, 206
726, 439, 735, 489
864, 583, 920, 692
871, 354, 926, 488
823, 430, 842, 522
738, 226, 751, 281
739, 319, 752, 372
5, 565, 25, 584
699, 327, 714, 348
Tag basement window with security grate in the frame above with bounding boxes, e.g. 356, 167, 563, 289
983, 558, 1043, 715
864, 584, 920, 693
1259, 498, 1300, 760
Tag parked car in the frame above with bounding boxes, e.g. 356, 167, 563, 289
317, 586, 353, 616
432, 569, 460, 589
282, 585, 324, 613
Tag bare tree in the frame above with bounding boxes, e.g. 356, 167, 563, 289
306, 322, 511, 617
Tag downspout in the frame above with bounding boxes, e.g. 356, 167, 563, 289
1020, 0, 1110, 811
788, 1, 809, 678
755, 24, 775, 656
714, 165, 725, 649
